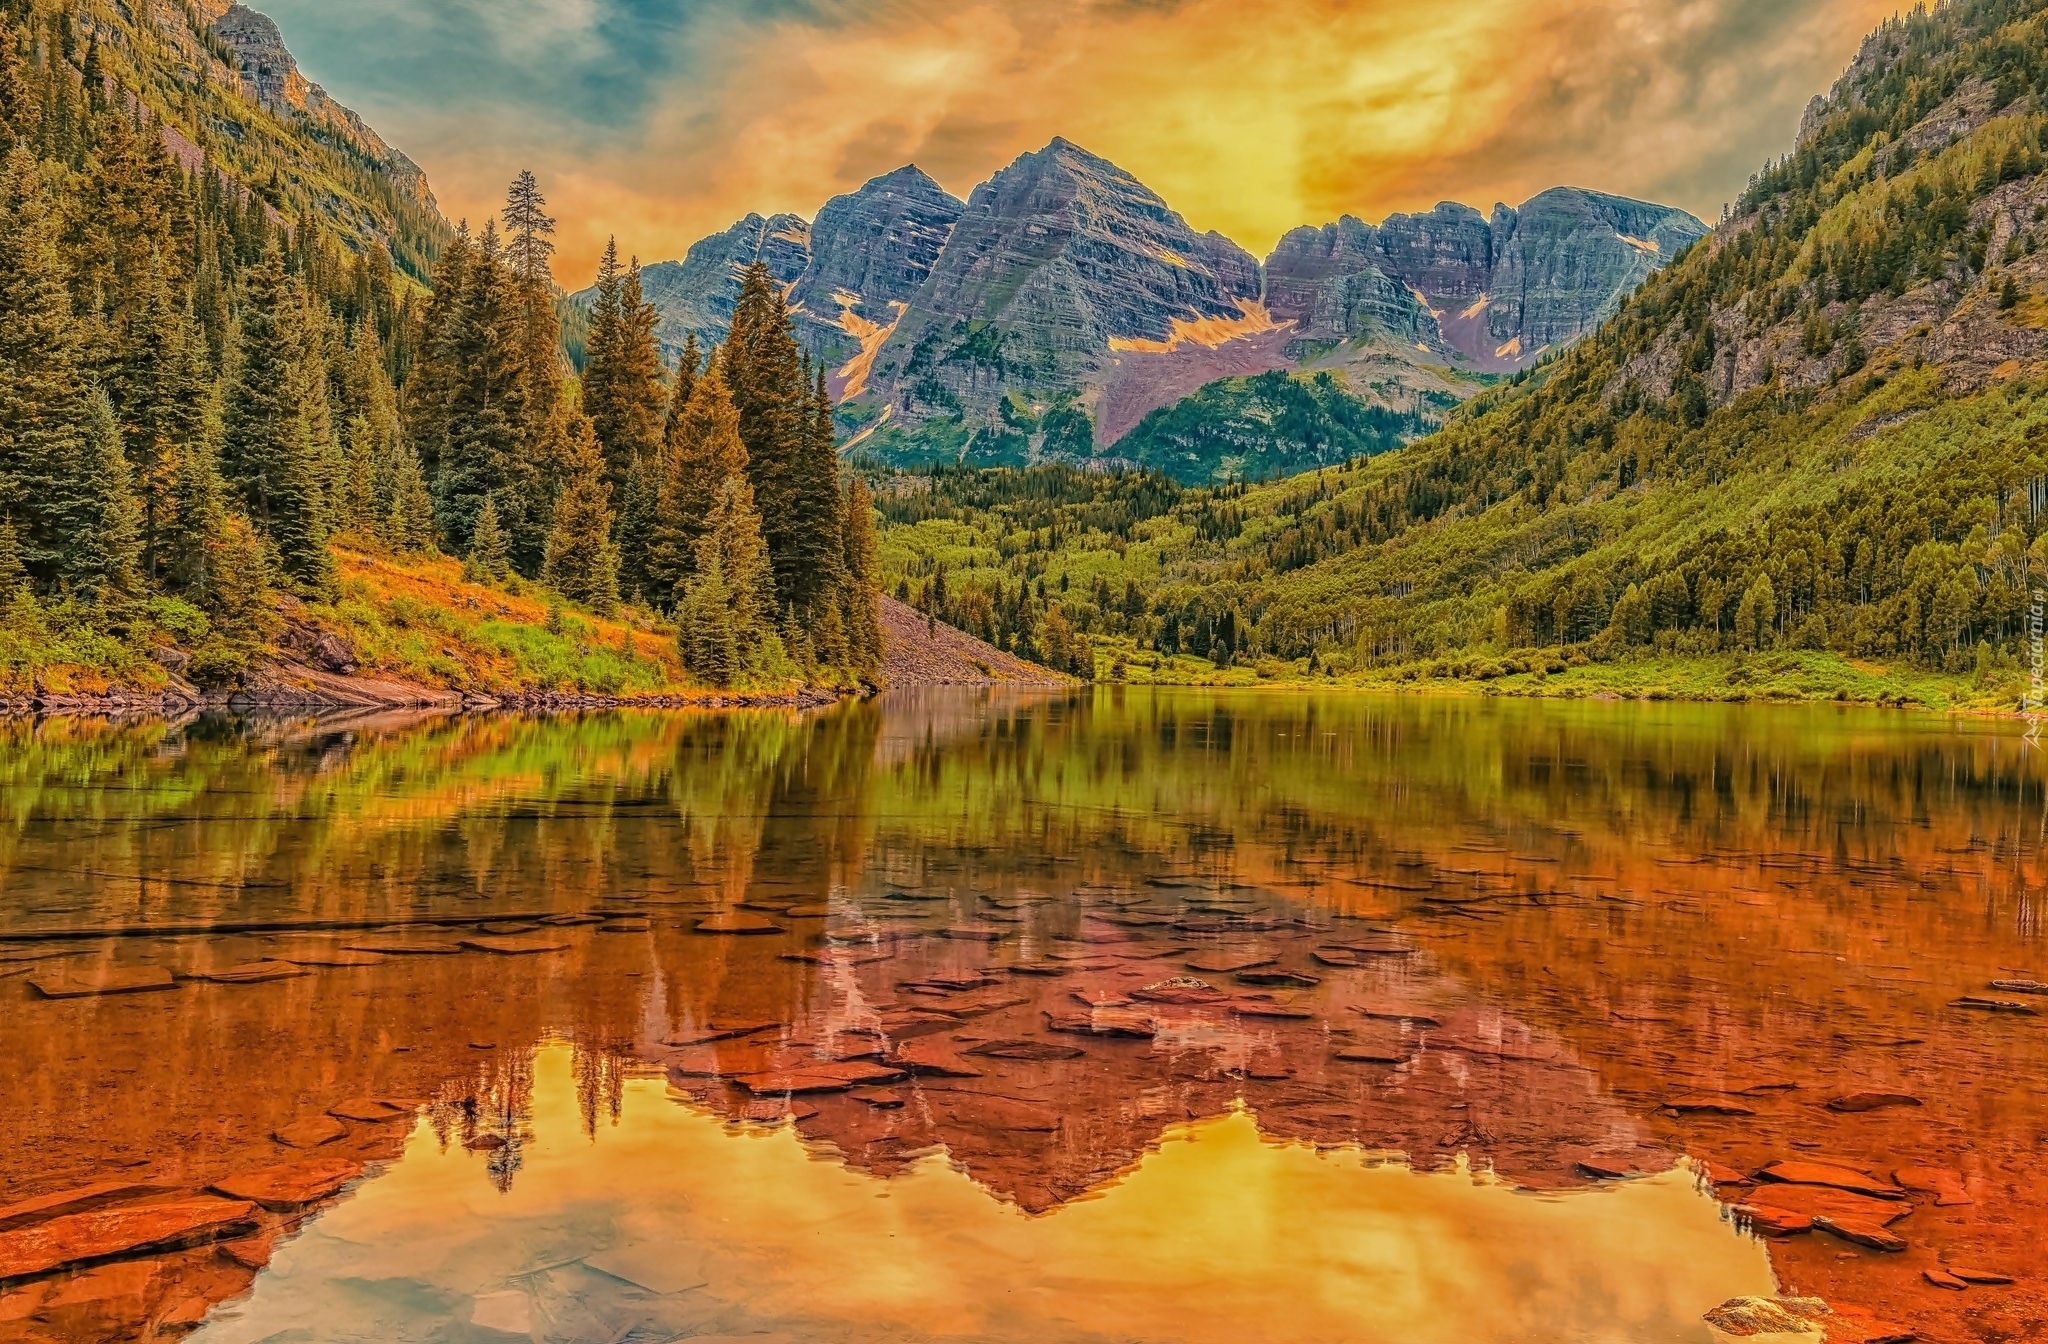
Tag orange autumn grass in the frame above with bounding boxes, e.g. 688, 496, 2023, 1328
315, 544, 721, 698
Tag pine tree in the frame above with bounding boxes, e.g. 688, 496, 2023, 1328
378, 438, 437, 554
501, 172, 564, 574
464, 495, 511, 584
789, 362, 847, 615
119, 265, 211, 581
434, 220, 523, 554
841, 475, 885, 681
723, 260, 806, 605
541, 412, 620, 615
402, 221, 475, 484
675, 474, 788, 687
0, 518, 23, 597
221, 244, 330, 590
62, 388, 142, 598
582, 248, 665, 494
646, 347, 747, 607
663, 332, 700, 447
0, 143, 86, 585
0, 14, 34, 146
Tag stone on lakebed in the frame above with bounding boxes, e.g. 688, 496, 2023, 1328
1825, 1091, 1921, 1113
1757, 1161, 1902, 1199
272, 1116, 348, 1149
26, 966, 176, 998
0, 1197, 258, 1280
209, 1158, 363, 1210
695, 913, 784, 934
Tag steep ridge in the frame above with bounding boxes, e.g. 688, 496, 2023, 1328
59, 0, 449, 277
790, 165, 965, 377
607, 139, 1701, 481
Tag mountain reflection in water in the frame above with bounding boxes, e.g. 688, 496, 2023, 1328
188, 1045, 1769, 1344
0, 690, 2043, 1344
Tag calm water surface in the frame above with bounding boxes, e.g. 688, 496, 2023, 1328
1, 691, 2043, 1344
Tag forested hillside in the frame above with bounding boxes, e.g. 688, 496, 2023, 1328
0, 0, 879, 698
878, 0, 2048, 707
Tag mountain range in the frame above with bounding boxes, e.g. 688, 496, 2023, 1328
574, 142, 1704, 479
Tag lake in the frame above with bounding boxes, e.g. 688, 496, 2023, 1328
0, 690, 2041, 1344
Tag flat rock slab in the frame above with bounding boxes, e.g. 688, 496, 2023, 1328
477, 921, 540, 935
1233, 1002, 1314, 1020
695, 914, 784, 934
0, 1182, 171, 1235
1826, 1091, 1920, 1113
1334, 1046, 1412, 1064
209, 1158, 363, 1210
273, 949, 386, 968
328, 1098, 409, 1123
1948, 1266, 2014, 1284
1813, 1214, 1906, 1251
342, 938, 461, 956
939, 925, 1010, 942
1953, 994, 2038, 1014
1665, 1095, 1757, 1116
1746, 1183, 1911, 1226
1185, 953, 1276, 974
599, 920, 651, 933
733, 1101, 819, 1124
196, 961, 310, 984
964, 1038, 1085, 1061
458, 935, 569, 955
663, 1022, 778, 1046
891, 1041, 984, 1077
0, 1197, 257, 1280
781, 904, 834, 918
1734, 1204, 1814, 1236
27, 967, 176, 998
1758, 1161, 1903, 1199
273, 1116, 348, 1148
732, 1072, 859, 1095
539, 913, 607, 926
1044, 1009, 1156, 1037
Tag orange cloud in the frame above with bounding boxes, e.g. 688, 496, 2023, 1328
416, 0, 1899, 286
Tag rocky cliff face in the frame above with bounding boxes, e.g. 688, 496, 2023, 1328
200, 4, 437, 212
612, 140, 1702, 473
863, 139, 1265, 422
613, 213, 811, 360
789, 167, 964, 371
1265, 188, 1706, 376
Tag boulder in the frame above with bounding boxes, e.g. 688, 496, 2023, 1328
311, 632, 357, 674
0, 1183, 171, 1235
1700, 1296, 1828, 1337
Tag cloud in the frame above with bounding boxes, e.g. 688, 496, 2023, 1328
253, 0, 1895, 284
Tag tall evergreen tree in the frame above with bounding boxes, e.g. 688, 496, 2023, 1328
675, 474, 787, 688
541, 413, 620, 615
117, 263, 211, 581
501, 171, 564, 574
0, 142, 86, 583
646, 347, 747, 607
582, 248, 665, 494
841, 475, 885, 681
723, 261, 807, 608
221, 244, 331, 590
402, 221, 475, 485
790, 362, 848, 610
63, 388, 142, 598
434, 219, 523, 553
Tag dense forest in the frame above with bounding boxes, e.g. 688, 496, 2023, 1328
0, 0, 879, 693
877, 0, 2048, 701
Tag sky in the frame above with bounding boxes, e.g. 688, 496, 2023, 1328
254, 0, 1900, 286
